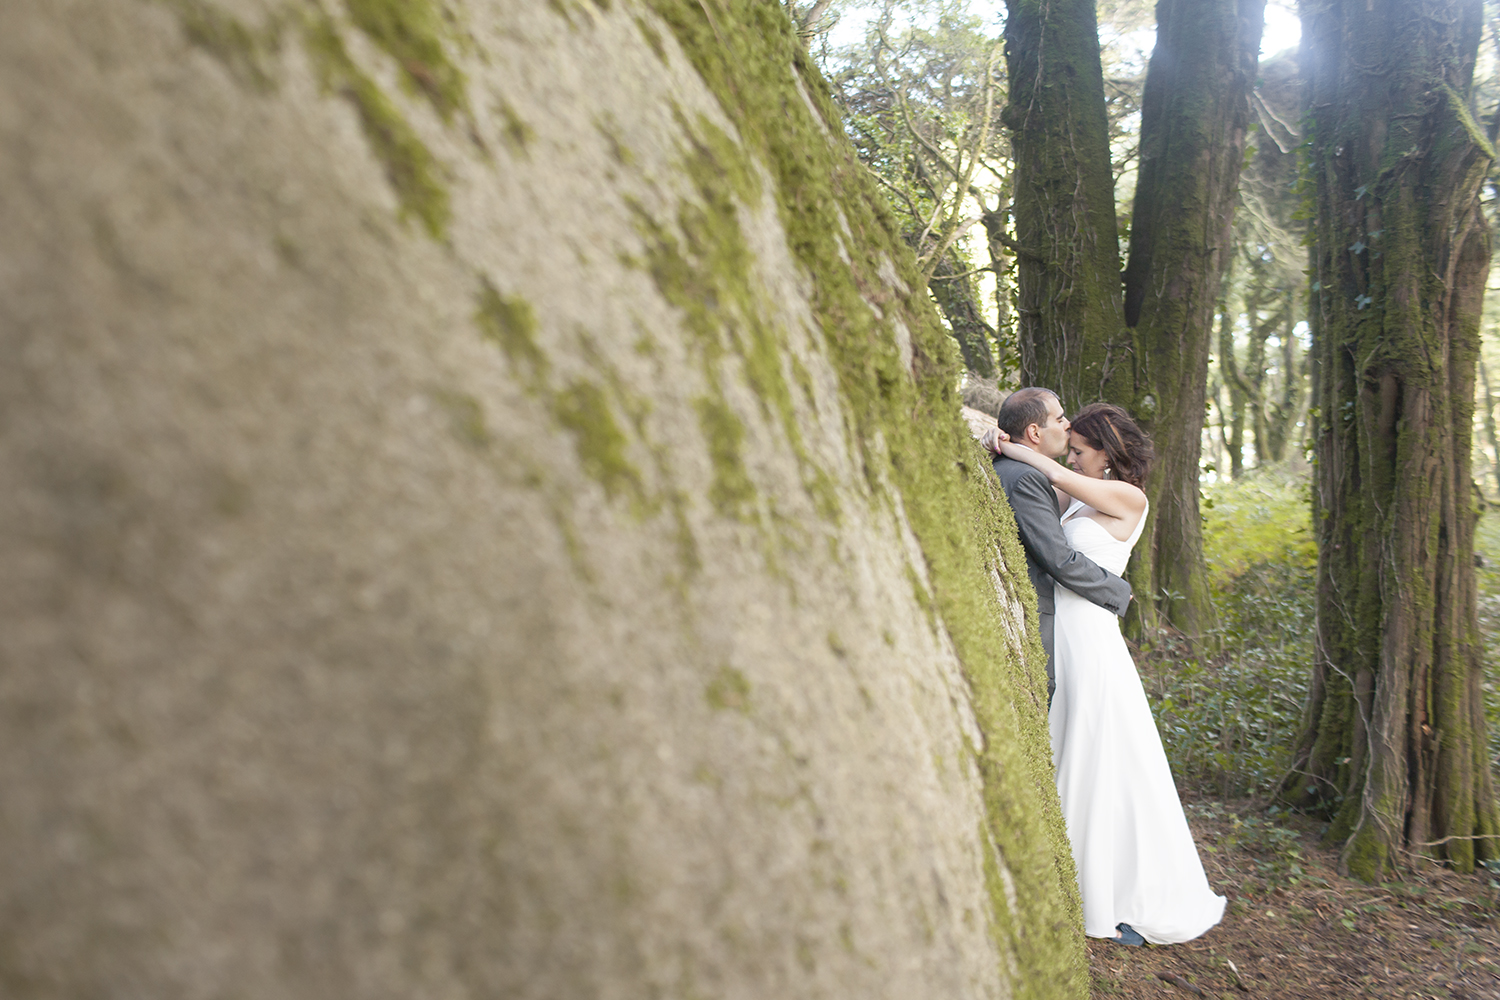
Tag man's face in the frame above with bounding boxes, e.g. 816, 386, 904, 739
1034, 395, 1071, 458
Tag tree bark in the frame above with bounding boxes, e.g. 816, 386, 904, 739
1218, 266, 1247, 479
1285, 0, 1500, 878
1119, 0, 1266, 636
1003, 0, 1264, 637
926, 246, 998, 378
1002, 0, 1130, 407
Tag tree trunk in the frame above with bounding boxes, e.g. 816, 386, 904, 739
1003, 0, 1263, 637
1218, 268, 1248, 479
979, 174, 1018, 386
1001, 0, 1130, 407
924, 242, 998, 379
1285, 0, 1500, 878
1263, 291, 1306, 464
1119, 0, 1266, 636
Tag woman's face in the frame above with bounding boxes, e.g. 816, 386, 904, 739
1067, 432, 1110, 479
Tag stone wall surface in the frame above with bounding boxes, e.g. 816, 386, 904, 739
0, 1, 1083, 996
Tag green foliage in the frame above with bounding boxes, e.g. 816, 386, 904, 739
1191, 801, 1309, 889
1143, 471, 1315, 798
1470, 508, 1500, 782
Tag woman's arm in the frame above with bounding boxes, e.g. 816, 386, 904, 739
995, 441, 1146, 522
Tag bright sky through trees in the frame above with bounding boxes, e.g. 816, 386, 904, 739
828, 1, 1301, 60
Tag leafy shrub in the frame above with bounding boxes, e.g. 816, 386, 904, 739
1140, 469, 1500, 799
1470, 508, 1500, 782
1139, 470, 1316, 799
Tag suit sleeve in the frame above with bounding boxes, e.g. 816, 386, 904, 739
1007, 469, 1133, 616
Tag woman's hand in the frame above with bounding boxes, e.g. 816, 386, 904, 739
979, 426, 1009, 454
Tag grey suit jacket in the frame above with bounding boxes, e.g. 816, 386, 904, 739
993, 455, 1132, 691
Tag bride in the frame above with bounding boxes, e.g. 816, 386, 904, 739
994, 403, 1224, 946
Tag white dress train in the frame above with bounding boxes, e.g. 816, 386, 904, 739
1050, 499, 1225, 944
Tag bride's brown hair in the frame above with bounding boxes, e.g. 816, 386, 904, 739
1070, 403, 1154, 488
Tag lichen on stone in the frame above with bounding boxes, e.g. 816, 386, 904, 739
705, 664, 751, 712
693, 395, 756, 519
301, 11, 451, 239
552, 379, 645, 505
475, 277, 545, 387
341, 0, 468, 120
432, 389, 490, 449
159, 0, 283, 91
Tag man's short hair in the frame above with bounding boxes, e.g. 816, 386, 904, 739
997, 387, 1060, 440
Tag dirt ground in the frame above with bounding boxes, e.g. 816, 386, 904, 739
1087, 799, 1500, 999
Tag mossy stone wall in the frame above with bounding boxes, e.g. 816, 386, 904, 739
0, 0, 1083, 994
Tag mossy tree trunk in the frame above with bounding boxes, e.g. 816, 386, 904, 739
1283, 0, 1500, 879
1001, 0, 1130, 407
1217, 263, 1248, 479
923, 242, 998, 379
1003, 0, 1262, 637
1227, 266, 1306, 468
1120, 0, 1265, 636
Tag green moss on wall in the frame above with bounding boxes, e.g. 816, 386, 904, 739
475, 278, 546, 387
694, 396, 756, 519
705, 665, 752, 712
302, 13, 450, 239
433, 389, 490, 449
160, 0, 281, 91
643, 1, 1088, 993
634, 14, 669, 62
499, 100, 535, 153
342, 0, 468, 120
629, 107, 841, 531
553, 380, 645, 504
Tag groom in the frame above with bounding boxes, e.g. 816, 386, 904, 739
985, 388, 1132, 699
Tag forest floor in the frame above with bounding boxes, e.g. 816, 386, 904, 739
1087, 798, 1500, 999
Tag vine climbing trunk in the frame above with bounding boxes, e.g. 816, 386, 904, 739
1284, 0, 1500, 879
1120, 0, 1265, 637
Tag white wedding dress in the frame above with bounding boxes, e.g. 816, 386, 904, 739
1051, 498, 1225, 944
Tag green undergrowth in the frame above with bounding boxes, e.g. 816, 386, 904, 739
1470, 507, 1500, 784
1142, 470, 1316, 799
644, 1, 1086, 994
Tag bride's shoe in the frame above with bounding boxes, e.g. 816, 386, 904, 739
1112, 923, 1145, 946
